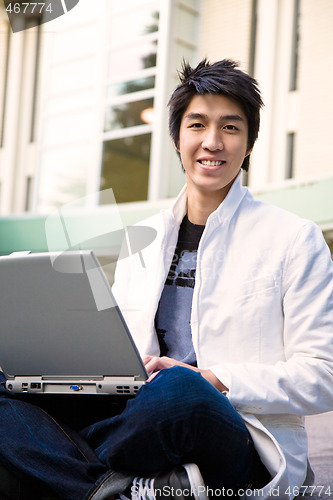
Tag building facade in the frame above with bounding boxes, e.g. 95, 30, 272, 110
0, 0, 332, 256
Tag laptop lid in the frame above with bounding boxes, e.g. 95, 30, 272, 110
0, 250, 147, 395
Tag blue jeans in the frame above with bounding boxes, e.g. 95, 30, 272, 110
0, 367, 270, 499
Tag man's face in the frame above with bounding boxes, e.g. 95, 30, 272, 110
177, 94, 250, 201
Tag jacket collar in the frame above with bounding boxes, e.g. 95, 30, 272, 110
168, 171, 249, 226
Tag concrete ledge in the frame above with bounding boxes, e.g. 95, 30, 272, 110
1, 176, 333, 256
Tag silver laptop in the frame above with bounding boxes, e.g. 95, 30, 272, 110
0, 250, 148, 395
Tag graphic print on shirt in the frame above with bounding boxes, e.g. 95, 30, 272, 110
155, 216, 204, 366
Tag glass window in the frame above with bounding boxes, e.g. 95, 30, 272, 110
100, 133, 151, 203
108, 8, 159, 46
99, 0, 163, 206
107, 40, 158, 78
106, 75, 156, 99
104, 98, 154, 132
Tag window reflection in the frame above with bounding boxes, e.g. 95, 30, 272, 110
104, 98, 154, 132
107, 40, 157, 78
108, 9, 159, 46
106, 76, 155, 99
101, 2, 159, 205
100, 134, 151, 203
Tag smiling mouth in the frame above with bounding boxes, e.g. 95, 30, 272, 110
199, 160, 226, 167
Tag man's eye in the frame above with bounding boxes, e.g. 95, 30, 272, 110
190, 123, 204, 128
224, 125, 238, 131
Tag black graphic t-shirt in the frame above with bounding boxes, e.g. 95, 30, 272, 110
154, 215, 205, 366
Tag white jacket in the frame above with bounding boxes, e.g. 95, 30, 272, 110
112, 173, 333, 499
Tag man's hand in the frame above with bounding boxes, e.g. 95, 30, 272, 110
143, 355, 228, 393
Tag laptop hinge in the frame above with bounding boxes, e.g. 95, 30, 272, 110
41, 375, 104, 381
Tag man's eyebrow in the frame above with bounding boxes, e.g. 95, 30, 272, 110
184, 112, 208, 121
184, 112, 245, 123
220, 114, 245, 122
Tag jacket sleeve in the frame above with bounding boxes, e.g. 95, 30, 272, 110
210, 221, 333, 416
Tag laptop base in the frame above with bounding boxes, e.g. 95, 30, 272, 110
6, 376, 144, 396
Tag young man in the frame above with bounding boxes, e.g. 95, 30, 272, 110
0, 59, 333, 500
111, 60, 333, 497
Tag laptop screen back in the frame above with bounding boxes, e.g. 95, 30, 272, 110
0, 251, 146, 381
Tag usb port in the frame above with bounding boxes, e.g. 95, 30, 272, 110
31, 383, 41, 389
22, 383, 28, 393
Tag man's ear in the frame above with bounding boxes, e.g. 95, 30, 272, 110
173, 140, 180, 153
245, 147, 253, 158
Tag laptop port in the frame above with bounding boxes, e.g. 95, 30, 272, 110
21, 383, 28, 393
70, 385, 83, 391
31, 383, 41, 389
116, 386, 131, 394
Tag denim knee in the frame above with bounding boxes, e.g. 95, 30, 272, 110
151, 365, 206, 389
154, 365, 221, 396
139, 366, 227, 419
148, 365, 208, 398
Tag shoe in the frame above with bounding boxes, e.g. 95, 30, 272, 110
119, 463, 208, 500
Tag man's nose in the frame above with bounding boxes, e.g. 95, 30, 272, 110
201, 128, 224, 150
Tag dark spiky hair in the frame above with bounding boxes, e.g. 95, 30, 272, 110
168, 59, 264, 171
